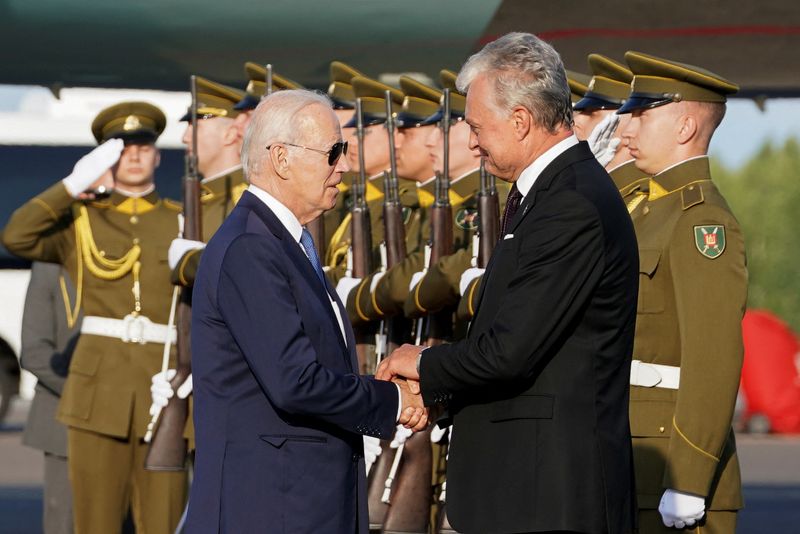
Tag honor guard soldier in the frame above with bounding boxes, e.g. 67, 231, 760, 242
322, 61, 370, 271
326, 76, 403, 286
617, 52, 745, 533
405, 70, 508, 327
567, 69, 591, 106
168, 76, 247, 287
2, 102, 187, 534
344, 76, 444, 327
574, 55, 651, 212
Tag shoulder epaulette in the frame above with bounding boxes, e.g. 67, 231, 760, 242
88, 199, 112, 209
681, 183, 705, 211
164, 198, 183, 211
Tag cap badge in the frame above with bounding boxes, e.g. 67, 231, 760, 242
123, 115, 142, 131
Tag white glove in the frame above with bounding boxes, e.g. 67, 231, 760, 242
408, 271, 425, 292
168, 238, 206, 270
459, 267, 485, 296
587, 113, 621, 168
149, 370, 193, 416
658, 489, 705, 529
430, 424, 450, 443
363, 435, 382, 473
335, 276, 362, 303
389, 424, 413, 449
63, 139, 124, 197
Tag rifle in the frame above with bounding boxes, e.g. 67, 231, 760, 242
380, 90, 411, 358
144, 75, 201, 470
350, 98, 374, 375
369, 95, 419, 528
425, 88, 454, 347
381, 91, 458, 534
477, 159, 499, 269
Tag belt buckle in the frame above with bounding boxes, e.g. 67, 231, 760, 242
122, 314, 149, 344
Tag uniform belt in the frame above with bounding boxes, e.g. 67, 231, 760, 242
629, 359, 680, 390
81, 314, 177, 345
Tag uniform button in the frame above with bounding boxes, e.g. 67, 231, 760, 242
688, 185, 694, 190
659, 426, 665, 433
133, 238, 140, 245
130, 215, 139, 224
643, 206, 650, 215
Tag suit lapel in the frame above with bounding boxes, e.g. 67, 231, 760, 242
242, 192, 348, 354
469, 142, 595, 326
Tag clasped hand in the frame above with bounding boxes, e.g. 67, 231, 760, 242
380, 344, 428, 432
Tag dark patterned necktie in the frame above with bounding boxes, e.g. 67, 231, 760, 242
499, 184, 523, 238
300, 228, 325, 286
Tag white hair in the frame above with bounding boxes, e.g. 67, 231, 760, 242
456, 32, 573, 133
241, 89, 333, 178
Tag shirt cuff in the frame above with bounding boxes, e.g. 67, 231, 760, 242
395, 383, 402, 422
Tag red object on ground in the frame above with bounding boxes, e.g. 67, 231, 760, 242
741, 309, 800, 434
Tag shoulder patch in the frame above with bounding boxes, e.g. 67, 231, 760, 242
682, 184, 705, 210
694, 225, 726, 259
455, 207, 479, 231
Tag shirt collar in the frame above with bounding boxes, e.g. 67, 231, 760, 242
247, 184, 303, 243
515, 134, 579, 198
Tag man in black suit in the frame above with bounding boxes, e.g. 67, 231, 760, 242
377, 32, 639, 534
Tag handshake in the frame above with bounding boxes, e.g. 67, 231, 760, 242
376, 344, 429, 433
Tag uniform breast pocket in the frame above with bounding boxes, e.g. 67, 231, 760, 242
638, 249, 664, 314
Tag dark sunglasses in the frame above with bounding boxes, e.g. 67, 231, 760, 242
266, 141, 348, 166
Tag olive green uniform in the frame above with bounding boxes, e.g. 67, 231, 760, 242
404, 169, 504, 319
171, 166, 247, 286
324, 173, 386, 285
631, 157, 745, 533
346, 179, 423, 324
2, 183, 187, 534
610, 159, 650, 218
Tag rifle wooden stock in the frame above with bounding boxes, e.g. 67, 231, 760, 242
426, 202, 454, 345
477, 165, 499, 269
381, 430, 434, 534
145, 76, 201, 470
351, 203, 373, 375
145, 170, 199, 471
368, 443, 397, 530
305, 215, 326, 260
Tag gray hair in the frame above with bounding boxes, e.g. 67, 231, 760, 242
241, 89, 334, 178
456, 32, 573, 133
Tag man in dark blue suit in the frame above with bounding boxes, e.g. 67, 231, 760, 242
186, 89, 427, 534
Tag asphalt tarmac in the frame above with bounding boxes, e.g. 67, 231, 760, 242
1, 399, 798, 533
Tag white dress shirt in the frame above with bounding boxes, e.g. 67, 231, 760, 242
515, 134, 579, 198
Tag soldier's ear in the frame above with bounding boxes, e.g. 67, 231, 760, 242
676, 113, 698, 146
154, 149, 161, 169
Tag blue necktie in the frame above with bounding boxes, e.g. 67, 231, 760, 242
300, 228, 325, 286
